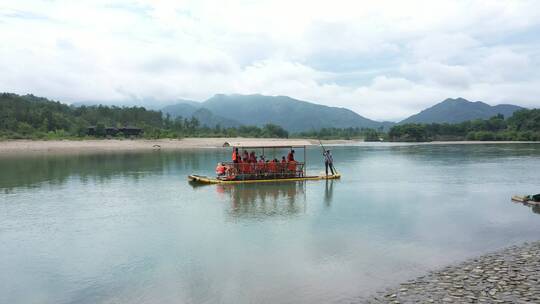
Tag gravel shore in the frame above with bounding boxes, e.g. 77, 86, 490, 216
365, 241, 540, 303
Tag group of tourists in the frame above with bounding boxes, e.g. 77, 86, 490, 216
215, 148, 300, 179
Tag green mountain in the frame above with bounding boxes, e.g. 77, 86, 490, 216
199, 94, 388, 132
190, 108, 240, 128
400, 98, 524, 124
161, 102, 241, 128
162, 102, 200, 118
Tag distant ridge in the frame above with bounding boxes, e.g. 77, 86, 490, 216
162, 101, 241, 128
163, 94, 390, 132
400, 97, 524, 124
74, 98, 200, 111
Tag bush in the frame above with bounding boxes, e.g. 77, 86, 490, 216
475, 131, 495, 141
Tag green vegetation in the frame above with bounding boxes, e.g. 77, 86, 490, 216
295, 127, 383, 140
164, 94, 388, 132
1, 92, 538, 142
389, 110, 540, 142
0, 93, 289, 139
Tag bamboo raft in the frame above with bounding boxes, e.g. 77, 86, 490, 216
512, 195, 540, 205
188, 173, 341, 184
188, 140, 341, 185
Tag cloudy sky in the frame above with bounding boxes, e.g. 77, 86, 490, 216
1, 0, 540, 121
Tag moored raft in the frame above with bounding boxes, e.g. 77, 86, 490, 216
512, 194, 540, 205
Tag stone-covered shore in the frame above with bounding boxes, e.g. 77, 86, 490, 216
366, 241, 540, 303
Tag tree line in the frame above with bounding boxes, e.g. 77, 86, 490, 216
388, 110, 540, 142
0, 93, 289, 139
295, 127, 381, 141
1, 93, 538, 141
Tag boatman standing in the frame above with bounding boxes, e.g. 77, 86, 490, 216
287, 149, 295, 161
232, 148, 239, 163
323, 149, 335, 176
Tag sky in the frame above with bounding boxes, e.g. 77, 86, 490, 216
1, 0, 540, 121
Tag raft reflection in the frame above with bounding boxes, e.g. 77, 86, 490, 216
532, 204, 540, 215
217, 182, 307, 219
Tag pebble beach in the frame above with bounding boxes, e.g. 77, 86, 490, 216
365, 241, 540, 303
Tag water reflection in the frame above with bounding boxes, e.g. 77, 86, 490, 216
217, 182, 307, 219
0, 151, 218, 191
324, 180, 334, 207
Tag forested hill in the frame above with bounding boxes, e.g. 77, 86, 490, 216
0, 93, 290, 139
389, 110, 540, 142
163, 94, 391, 132
0, 93, 164, 137
400, 97, 523, 124
162, 102, 241, 128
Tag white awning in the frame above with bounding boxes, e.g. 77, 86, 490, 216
223, 140, 312, 148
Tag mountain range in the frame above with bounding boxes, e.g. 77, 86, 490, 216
71, 94, 527, 131
399, 97, 524, 124
162, 94, 396, 132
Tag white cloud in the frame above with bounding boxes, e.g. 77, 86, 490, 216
1, 0, 540, 121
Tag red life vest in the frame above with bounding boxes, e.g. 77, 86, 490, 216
216, 165, 226, 175
288, 160, 297, 172
287, 152, 294, 162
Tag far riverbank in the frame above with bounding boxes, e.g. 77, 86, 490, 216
0, 138, 353, 154
0, 139, 539, 154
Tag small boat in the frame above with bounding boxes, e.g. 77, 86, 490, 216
188, 140, 341, 185
512, 194, 540, 205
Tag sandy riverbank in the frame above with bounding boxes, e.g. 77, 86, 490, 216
0, 139, 538, 154
0, 138, 354, 154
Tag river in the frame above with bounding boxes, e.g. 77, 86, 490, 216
1, 143, 539, 303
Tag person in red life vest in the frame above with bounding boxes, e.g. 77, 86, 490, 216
216, 162, 226, 177
235, 156, 242, 175
288, 160, 297, 176
257, 157, 265, 175
232, 148, 239, 163
237, 157, 243, 173
287, 149, 295, 162
280, 156, 287, 174
249, 151, 256, 163
242, 150, 249, 162
242, 158, 252, 176
268, 159, 277, 176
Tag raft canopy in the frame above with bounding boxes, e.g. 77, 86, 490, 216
223, 140, 313, 149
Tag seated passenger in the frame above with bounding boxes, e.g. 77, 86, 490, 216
257, 158, 265, 174
280, 156, 287, 173
243, 162, 253, 174
288, 160, 297, 176
216, 163, 226, 177
268, 159, 277, 175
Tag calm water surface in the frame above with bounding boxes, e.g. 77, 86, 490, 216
1, 143, 540, 303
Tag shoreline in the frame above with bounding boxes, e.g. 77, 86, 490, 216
0, 138, 539, 154
365, 241, 540, 303
0, 138, 355, 154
